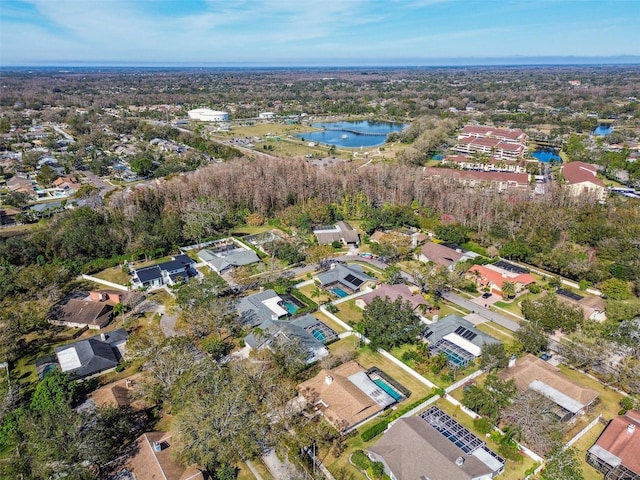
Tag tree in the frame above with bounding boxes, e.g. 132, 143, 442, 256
434, 224, 469, 245
541, 446, 584, 480
382, 265, 403, 285
501, 281, 517, 300
501, 390, 561, 455
139, 336, 200, 408
479, 343, 509, 371
174, 363, 270, 470
514, 320, 549, 354
599, 278, 632, 300
4, 191, 30, 208
30, 370, 78, 412
521, 294, 582, 333
359, 297, 422, 350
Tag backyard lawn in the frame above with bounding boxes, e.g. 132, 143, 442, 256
332, 299, 364, 325
92, 265, 130, 286
569, 421, 607, 480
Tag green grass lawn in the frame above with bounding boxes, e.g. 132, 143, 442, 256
476, 322, 515, 345
298, 283, 332, 305
92, 265, 131, 285
569, 421, 606, 480
313, 310, 350, 334
333, 299, 364, 325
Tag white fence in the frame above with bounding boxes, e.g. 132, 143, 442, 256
81, 274, 129, 291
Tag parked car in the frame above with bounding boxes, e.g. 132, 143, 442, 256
481, 292, 492, 299
540, 353, 552, 361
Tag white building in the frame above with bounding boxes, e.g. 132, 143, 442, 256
258, 112, 276, 119
187, 109, 229, 122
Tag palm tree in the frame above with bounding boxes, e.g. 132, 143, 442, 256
501, 281, 517, 300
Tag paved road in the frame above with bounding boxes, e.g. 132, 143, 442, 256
83, 170, 115, 197
441, 291, 520, 332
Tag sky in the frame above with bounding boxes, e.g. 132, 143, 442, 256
1, 0, 639, 66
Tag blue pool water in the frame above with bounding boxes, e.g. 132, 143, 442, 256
444, 349, 469, 367
373, 378, 403, 401
282, 300, 299, 315
531, 148, 561, 163
331, 287, 349, 298
312, 329, 326, 342
593, 125, 613, 136
295, 120, 407, 148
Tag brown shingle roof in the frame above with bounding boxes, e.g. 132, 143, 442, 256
368, 417, 493, 480
592, 410, 640, 475
127, 432, 204, 480
48, 298, 113, 329
562, 161, 605, 187
420, 242, 464, 267
499, 354, 599, 409
91, 374, 148, 410
297, 361, 383, 431
358, 284, 429, 311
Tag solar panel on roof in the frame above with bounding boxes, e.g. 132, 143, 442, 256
454, 326, 477, 341
556, 288, 584, 301
420, 406, 485, 454
344, 274, 364, 287
494, 260, 529, 274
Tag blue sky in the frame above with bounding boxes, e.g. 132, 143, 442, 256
1, 0, 639, 66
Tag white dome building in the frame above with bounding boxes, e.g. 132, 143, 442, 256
187, 109, 229, 122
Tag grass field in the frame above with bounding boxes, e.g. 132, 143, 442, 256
314, 310, 350, 334
92, 266, 130, 285
569, 421, 606, 480
333, 299, 364, 325
476, 321, 515, 344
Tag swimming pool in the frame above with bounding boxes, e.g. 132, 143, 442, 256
331, 287, 349, 298
312, 328, 326, 342
373, 378, 404, 401
282, 299, 299, 315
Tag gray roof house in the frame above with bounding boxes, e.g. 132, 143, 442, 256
315, 263, 372, 293
55, 328, 128, 378
423, 314, 501, 368
245, 314, 337, 364
368, 407, 505, 480
131, 254, 195, 289
237, 289, 291, 327
313, 221, 360, 246
198, 247, 259, 274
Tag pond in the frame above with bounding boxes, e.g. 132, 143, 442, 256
531, 148, 562, 163
593, 125, 613, 136
296, 120, 407, 148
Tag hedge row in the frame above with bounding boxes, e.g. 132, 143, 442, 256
361, 394, 435, 442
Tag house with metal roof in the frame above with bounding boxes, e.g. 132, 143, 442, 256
131, 254, 195, 289
499, 354, 599, 423
422, 314, 501, 368
55, 328, 128, 379
368, 407, 505, 480
244, 314, 337, 364
587, 410, 640, 480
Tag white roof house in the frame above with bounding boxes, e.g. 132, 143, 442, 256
187, 109, 229, 122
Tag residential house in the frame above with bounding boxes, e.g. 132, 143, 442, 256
122, 432, 205, 480
368, 407, 505, 480
355, 283, 429, 313
198, 239, 260, 274
586, 410, 640, 480
237, 288, 292, 327
468, 263, 535, 297
424, 167, 530, 192
423, 315, 501, 368
131, 254, 196, 289
313, 221, 360, 246
418, 241, 468, 270
369, 229, 428, 248
562, 161, 607, 202
89, 374, 148, 411
7, 175, 37, 198
0, 206, 21, 226
55, 328, 128, 379
297, 361, 401, 432
48, 291, 120, 330
52, 175, 81, 194
499, 354, 599, 423
244, 314, 337, 364
315, 263, 373, 295
556, 289, 607, 322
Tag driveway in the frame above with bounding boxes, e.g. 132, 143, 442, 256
261, 449, 303, 480
441, 291, 520, 332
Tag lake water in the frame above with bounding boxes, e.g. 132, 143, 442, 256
296, 120, 407, 148
531, 148, 561, 163
593, 125, 613, 136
